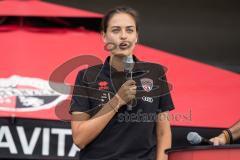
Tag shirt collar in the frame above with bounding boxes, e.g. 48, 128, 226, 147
102, 55, 140, 77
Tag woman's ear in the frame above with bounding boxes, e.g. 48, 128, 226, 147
101, 31, 107, 43
135, 33, 139, 44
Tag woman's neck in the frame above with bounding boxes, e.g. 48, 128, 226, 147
109, 55, 126, 72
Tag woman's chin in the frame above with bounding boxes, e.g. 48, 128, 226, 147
112, 51, 132, 57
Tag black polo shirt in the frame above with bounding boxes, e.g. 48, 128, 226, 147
70, 55, 174, 160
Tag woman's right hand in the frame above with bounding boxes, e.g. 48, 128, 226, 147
115, 80, 137, 106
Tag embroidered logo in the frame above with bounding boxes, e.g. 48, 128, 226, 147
98, 81, 109, 90
140, 78, 153, 92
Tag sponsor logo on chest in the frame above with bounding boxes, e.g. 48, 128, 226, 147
142, 96, 153, 103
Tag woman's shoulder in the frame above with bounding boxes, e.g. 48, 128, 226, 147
76, 64, 104, 83
136, 60, 167, 74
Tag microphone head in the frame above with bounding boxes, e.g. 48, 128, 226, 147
123, 55, 134, 63
123, 55, 134, 72
187, 132, 202, 144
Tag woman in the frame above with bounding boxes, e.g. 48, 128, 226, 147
70, 6, 174, 160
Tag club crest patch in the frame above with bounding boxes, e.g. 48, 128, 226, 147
140, 78, 153, 92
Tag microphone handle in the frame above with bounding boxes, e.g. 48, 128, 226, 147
127, 71, 134, 110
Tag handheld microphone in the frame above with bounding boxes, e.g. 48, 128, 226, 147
123, 55, 135, 110
123, 55, 134, 79
187, 132, 213, 145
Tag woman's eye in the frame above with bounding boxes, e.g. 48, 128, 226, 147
126, 29, 134, 33
112, 29, 119, 33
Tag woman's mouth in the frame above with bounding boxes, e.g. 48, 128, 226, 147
119, 42, 130, 50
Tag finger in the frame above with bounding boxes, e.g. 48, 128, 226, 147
130, 85, 137, 90
125, 80, 136, 86
127, 95, 133, 99
129, 95, 135, 100
214, 139, 220, 146
130, 89, 137, 95
210, 138, 217, 146
209, 138, 214, 143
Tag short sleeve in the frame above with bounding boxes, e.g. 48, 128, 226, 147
69, 70, 90, 114
156, 72, 175, 113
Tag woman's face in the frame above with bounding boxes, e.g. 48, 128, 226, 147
102, 13, 138, 57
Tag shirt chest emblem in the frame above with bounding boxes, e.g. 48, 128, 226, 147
98, 81, 109, 90
140, 78, 153, 92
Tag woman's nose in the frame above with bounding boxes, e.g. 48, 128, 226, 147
120, 31, 127, 40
